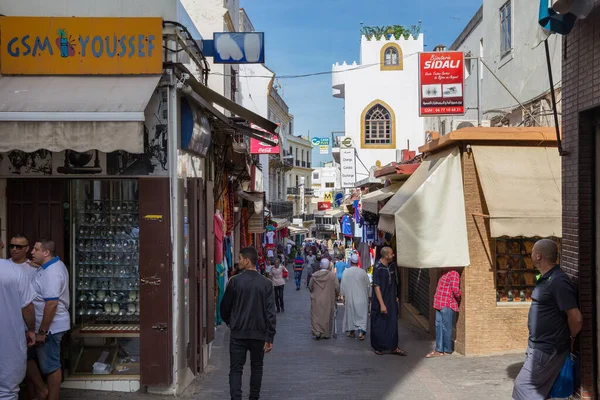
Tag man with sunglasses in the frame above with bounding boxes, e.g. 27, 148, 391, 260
8, 234, 48, 400
8, 234, 36, 278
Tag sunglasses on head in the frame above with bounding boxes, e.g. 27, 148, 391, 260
9, 244, 26, 250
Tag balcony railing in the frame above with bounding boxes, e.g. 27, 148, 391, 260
269, 201, 294, 219
301, 161, 306, 167
293, 214, 315, 222
287, 187, 314, 196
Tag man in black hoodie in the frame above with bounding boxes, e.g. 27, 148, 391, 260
220, 247, 277, 400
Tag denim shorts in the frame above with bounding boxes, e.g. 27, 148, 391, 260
36, 331, 66, 375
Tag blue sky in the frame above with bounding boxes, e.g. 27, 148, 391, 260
240, 0, 483, 166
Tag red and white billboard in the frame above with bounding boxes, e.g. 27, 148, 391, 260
249, 123, 280, 154
418, 52, 465, 116
317, 202, 332, 211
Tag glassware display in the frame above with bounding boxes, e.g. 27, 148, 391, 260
495, 237, 561, 303
73, 180, 140, 326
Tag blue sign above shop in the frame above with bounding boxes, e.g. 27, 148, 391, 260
202, 32, 265, 64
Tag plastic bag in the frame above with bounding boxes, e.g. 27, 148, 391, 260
549, 353, 574, 398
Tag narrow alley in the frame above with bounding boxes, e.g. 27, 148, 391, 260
64, 277, 521, 400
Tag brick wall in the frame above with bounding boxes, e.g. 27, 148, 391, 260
562, 3, 600, 398
460, 148, 530, 355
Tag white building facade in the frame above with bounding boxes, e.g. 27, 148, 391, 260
332, 34, 425, 177
425, 2, 561, 135
312, 164, 341, 199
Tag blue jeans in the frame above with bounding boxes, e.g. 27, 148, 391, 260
435, 308, 455, 353
37, 331, 66, 375
294, 271, 302, 288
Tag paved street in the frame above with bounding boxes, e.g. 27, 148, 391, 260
64, 276, 523, 400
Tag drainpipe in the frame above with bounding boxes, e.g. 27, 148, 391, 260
167, 37, 181, 394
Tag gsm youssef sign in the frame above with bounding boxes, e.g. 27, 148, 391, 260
0, 17, 163, 75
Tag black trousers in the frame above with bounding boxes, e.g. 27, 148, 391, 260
274, 284, 285, 311
229, 338, 265, 400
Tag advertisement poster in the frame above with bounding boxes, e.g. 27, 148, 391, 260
317, 202, 332, 211
250, 123, 280, 154
340, 148, 356, 188
419, 51, 465, 116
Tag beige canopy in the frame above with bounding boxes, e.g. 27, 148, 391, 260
361, 183, 403, 214
378, 147, 470, 269
0, 75, 161, 153
471, 145, 562, 238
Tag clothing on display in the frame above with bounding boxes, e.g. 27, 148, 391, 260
214, 210, 225, 265
341, 215, 354, 238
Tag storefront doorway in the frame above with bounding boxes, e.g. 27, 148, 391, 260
7, 179, 68, 260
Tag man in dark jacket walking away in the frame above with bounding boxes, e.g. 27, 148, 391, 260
220, 247, 277, 400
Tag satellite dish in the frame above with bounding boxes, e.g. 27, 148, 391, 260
456, 121, 475, 130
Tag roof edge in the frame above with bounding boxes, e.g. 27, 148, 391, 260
418, 127, 559, 154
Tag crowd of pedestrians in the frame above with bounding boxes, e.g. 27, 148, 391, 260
218, 237, 583, 400
0, 235, 69, 400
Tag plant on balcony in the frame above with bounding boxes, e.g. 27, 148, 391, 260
361, 24, 421, 40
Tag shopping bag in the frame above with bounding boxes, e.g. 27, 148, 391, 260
548, 353, 574, 398
282, 268, 288, 279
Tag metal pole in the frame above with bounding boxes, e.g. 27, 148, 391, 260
465, 56, 482, 126
544, 38, 564, 156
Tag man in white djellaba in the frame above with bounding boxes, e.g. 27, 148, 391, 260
0, 258, 36, 400
340, 253, 371, 341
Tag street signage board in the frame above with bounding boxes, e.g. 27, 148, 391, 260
340, 148, 356, 188
0, 17, 163, 75
212, 32, 264, 64
334, 192, 344, 207
418, 51, 465, 116
317, 202, 332, 211
249, 123, 280, 154
340, 137, 353, 148
324, 192, 333, 202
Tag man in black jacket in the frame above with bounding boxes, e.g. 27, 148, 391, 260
220, 247, 277, 400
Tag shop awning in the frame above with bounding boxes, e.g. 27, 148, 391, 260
377, 147, 470, 269
472, 145, 562, 238
0, 75, 161, 153
236, 190, 264, 214
362, 183, 403, 214
272, 218, 291, 230
288, 226, 309, 235
327, 209, 346, 218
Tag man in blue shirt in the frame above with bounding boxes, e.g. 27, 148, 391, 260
334, 253, 348, 284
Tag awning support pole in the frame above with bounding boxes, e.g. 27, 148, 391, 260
544, 38, 565, 156
471, 213, 490, 218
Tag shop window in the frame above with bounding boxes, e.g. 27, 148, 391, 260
495, 237, 561, 303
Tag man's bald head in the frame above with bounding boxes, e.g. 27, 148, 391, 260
532, 239, 558, 270
381, 247, 392, 258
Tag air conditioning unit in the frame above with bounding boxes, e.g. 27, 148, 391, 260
451, 119, 491, 131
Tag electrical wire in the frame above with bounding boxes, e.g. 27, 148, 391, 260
208, 51, 420, 79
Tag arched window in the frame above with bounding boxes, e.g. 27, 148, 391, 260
361, 100, 396, 148
384, 47, 399, 66
380, 44, 403, 71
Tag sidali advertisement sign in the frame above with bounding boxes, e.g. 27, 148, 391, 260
250, 123, 280, 154
317, 202, 332, 211
0, 17, 163, 75
418, 51, 465, 116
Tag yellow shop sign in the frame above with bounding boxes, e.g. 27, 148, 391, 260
0, 17, 163, 75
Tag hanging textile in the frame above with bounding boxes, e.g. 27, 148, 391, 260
341, 215, 353, 238
216, 262, 226, 325
241, 208, 249, 248
227, 181, 235, 235
214, 210, 225, 265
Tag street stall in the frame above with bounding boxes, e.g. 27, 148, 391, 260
378, 127, 561, 356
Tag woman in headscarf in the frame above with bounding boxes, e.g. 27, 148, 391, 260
308, 258, 339, 339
